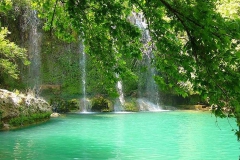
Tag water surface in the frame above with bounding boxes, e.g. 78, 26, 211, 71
0, 111, 239, 160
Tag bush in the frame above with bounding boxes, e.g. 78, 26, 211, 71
50, 97, 69, 113
124, 99, 139, 112
50, 97, 79, 113
9, 112, 51, 127
91, 96, 109, 112
67, 99, 79, 111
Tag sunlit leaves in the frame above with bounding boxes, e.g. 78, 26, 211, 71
217, 0, 240, 19
31, 0, 76, 42
0, 0, 12, 14
0, 28, 29, 79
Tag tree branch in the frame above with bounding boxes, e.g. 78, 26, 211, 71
50, 0, 59, 36
159, 0, 224, 40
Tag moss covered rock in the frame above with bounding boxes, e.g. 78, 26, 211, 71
91, 96, 110, 112
0, 89, 52, 130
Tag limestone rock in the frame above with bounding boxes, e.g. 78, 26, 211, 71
50, 112, 61, 117
0, 89, 52, 122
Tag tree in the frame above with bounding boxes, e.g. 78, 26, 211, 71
0, 28, 28, 79
0, 1, 30, 81
32, 0, 240, 140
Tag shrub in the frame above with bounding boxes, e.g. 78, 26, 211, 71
9, 112, 51, 127
124, 99, 139, 112
50, 97, 69, 113
67, 99, 79, 111
91, 96, 109, 112
50, 97, 80, 113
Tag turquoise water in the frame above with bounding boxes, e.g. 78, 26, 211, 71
0, 111, 239, 160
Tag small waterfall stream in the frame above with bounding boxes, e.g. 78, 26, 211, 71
133, 12, 161, 111
114, 74, 125, 112
117, 80, 125, 106
79, 38, 88, 112
28, 10, 42, 96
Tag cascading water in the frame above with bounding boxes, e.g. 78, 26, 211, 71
137, 52, 161, 111
112, 39, 126, 112
114, 74, 125, 112
79, 38, 88, 112
133, 12, 161, 111
117, 80, 125, 106
28, 10, 42, 97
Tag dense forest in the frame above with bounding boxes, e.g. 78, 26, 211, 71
0, 0, 240, 140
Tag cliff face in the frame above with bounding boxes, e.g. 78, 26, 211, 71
0, 89, 52, 130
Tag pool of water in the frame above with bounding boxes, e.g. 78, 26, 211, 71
0, 111, 239, 160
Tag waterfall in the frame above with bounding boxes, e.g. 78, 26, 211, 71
117, 80, 125, 106
79, 38, 87, 112
137, 50, 161, 111
114, 74, 125, 112
28, 10, 42, 97
133, 12, 162, 111
113, 37, 125, 112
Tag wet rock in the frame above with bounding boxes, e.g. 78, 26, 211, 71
50, 112, 61, 117
0, 89, 52, 129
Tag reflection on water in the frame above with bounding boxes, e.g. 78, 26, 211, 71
0, 111, 239, 160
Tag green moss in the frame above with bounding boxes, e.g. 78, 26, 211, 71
0, 110, 3, 129
50, 97, 80, 113
124, 99, 139, 112
67, 99, 79, 111
91, 96, 109, 112
9, 112, 51, 127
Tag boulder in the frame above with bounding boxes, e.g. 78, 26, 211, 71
50, 112, 61, 117
0, 89, 52, 130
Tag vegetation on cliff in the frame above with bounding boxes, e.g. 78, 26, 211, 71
0, 27, 30, 84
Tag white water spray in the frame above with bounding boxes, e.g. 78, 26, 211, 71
28, 10, 42, 96
79, 38, 87, 112
133, 12, 161, 111
114, 74, 125, 111
117, 80, 125, 105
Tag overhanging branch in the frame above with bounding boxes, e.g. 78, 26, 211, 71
50, 0, 59, 36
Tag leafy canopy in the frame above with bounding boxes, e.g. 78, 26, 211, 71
0, 28, 29, 79
0, 1, 30, 80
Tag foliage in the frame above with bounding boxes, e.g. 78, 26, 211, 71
0, 27, 30, 79
124, 99, 139, 112
0, 110, 3, 128
32, 0, 142, 87
91, 96, 109, 112
50, 96, 80, 113
50, 97, 69, 113
9, 112, 51, 127
51, 50, 80, 94
217, 0, 240, 19
0, 0, 12, 14
40, 38, 118, 96
67, 99, 79, 111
